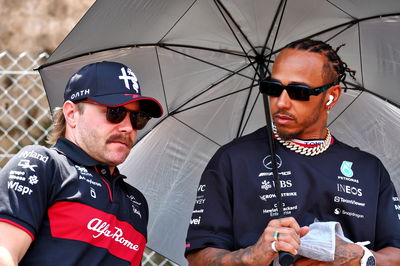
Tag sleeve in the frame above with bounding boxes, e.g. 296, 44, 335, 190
0, 145, 58, 239
185, 147, 235, 256
374, 160, 400, 250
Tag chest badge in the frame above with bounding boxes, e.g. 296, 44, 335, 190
340, 161, 354, 177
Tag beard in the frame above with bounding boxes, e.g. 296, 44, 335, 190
273, 99, 325, 141
277, 128, 303, 140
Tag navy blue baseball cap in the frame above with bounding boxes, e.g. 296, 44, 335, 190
64, 61, 163, 118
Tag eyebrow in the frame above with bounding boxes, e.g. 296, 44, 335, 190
269, 77, 311, 87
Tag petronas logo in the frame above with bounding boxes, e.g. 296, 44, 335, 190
340, 161, 354, 177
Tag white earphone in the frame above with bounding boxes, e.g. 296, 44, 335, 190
326, 95, 334, 106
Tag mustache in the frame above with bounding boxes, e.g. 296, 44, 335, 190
106, 134, 134, 148
272, 110, 296, 120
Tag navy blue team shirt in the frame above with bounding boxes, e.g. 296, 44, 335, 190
0, 137, 148, 265
185, 127, 400, 256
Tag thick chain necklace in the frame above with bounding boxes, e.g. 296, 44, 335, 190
272, 126, 332, 156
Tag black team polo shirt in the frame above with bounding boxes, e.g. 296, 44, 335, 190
0, 137, 148, 266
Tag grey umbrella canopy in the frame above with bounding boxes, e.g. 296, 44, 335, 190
39, 0, 400, 264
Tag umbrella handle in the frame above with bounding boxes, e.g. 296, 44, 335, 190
279, 251, 294, 266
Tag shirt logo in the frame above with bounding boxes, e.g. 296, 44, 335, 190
263, 155, 282, 170
340, 161, 354, 177
48, 201, 146, 264
17, 159, 37, 172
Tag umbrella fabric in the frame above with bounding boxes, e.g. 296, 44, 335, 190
38, 1, 400, 265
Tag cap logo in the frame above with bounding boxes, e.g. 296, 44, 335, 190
119, 67, 139, 93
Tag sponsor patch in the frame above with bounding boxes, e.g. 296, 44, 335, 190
18, 150, 49, 163
8, 181, 33, 195
337, 184, 362, 197
17, 159, 37, 172
340, 161, 354, 177
48, 201, 146, 264
190, 216, 202, 225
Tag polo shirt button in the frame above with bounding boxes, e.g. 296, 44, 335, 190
101, 169, 107, 175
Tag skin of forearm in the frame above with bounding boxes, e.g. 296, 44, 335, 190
187, 246, 272, 266
374, 247, 400, 266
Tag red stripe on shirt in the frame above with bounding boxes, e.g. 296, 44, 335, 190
48, 201, 146, 265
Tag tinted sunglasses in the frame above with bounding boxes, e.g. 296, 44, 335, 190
81, 101, 151, 130
106, 106, 151, 130
260, 77, 335, 101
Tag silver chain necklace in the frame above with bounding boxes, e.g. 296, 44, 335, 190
272, 126, 332, 156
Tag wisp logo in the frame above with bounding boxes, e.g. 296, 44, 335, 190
263, 155, 282, 170
340, 161, 354, 177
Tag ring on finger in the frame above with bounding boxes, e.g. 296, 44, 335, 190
273, 231, 280, 241
271, 241, 278, 252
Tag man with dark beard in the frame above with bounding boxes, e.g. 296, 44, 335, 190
0, 61, 163, 265
185, 39, 400, 265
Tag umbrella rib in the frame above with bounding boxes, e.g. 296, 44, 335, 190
164, 62, 257, 117
261, 13, 400, 60
240, 90, 262, 137
261, 0, 287, 57
328, 90, 363, 127
38, 13, 400, 71
214, 0, 260, 78
359, 88, 400, 109
155, 47, 170, 115
326, 0, 357, 19
263, 0, 287, 76
158, 0, 198, 43
172, 116, 221, 147
324, 22, 355, 44
357, 22, 365, 88
171, 62, 254, 113
236, 71, 259, 138
173, 82, 259, 115
160, 43, 251, 57
160, 45, 254, 80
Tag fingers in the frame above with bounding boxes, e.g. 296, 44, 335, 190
299, 226, 310, 237
265, 217, 302, 255
269, 217, 302, 234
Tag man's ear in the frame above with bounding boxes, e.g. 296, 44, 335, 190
63, 101, 79, 128
326, 85, 341, 109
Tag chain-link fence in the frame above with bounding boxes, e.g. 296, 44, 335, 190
0, 51, 178, 266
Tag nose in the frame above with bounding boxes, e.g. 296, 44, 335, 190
273, 89, 291, 110
118, 112, 135, 133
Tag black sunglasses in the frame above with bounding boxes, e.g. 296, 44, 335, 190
80, 101, 151, 130
260, 77, 335, 101
106, 106, 151, 130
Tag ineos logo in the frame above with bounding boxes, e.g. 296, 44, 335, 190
263, 155, 282, 170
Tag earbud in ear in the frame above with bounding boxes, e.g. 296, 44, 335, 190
326, 95, 334, 106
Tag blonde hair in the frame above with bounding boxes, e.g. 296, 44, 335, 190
46, 102, 85, 145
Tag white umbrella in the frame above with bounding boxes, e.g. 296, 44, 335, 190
38, 1, 400, 264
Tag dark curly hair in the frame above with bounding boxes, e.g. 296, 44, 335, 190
285, 39, 356, 87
